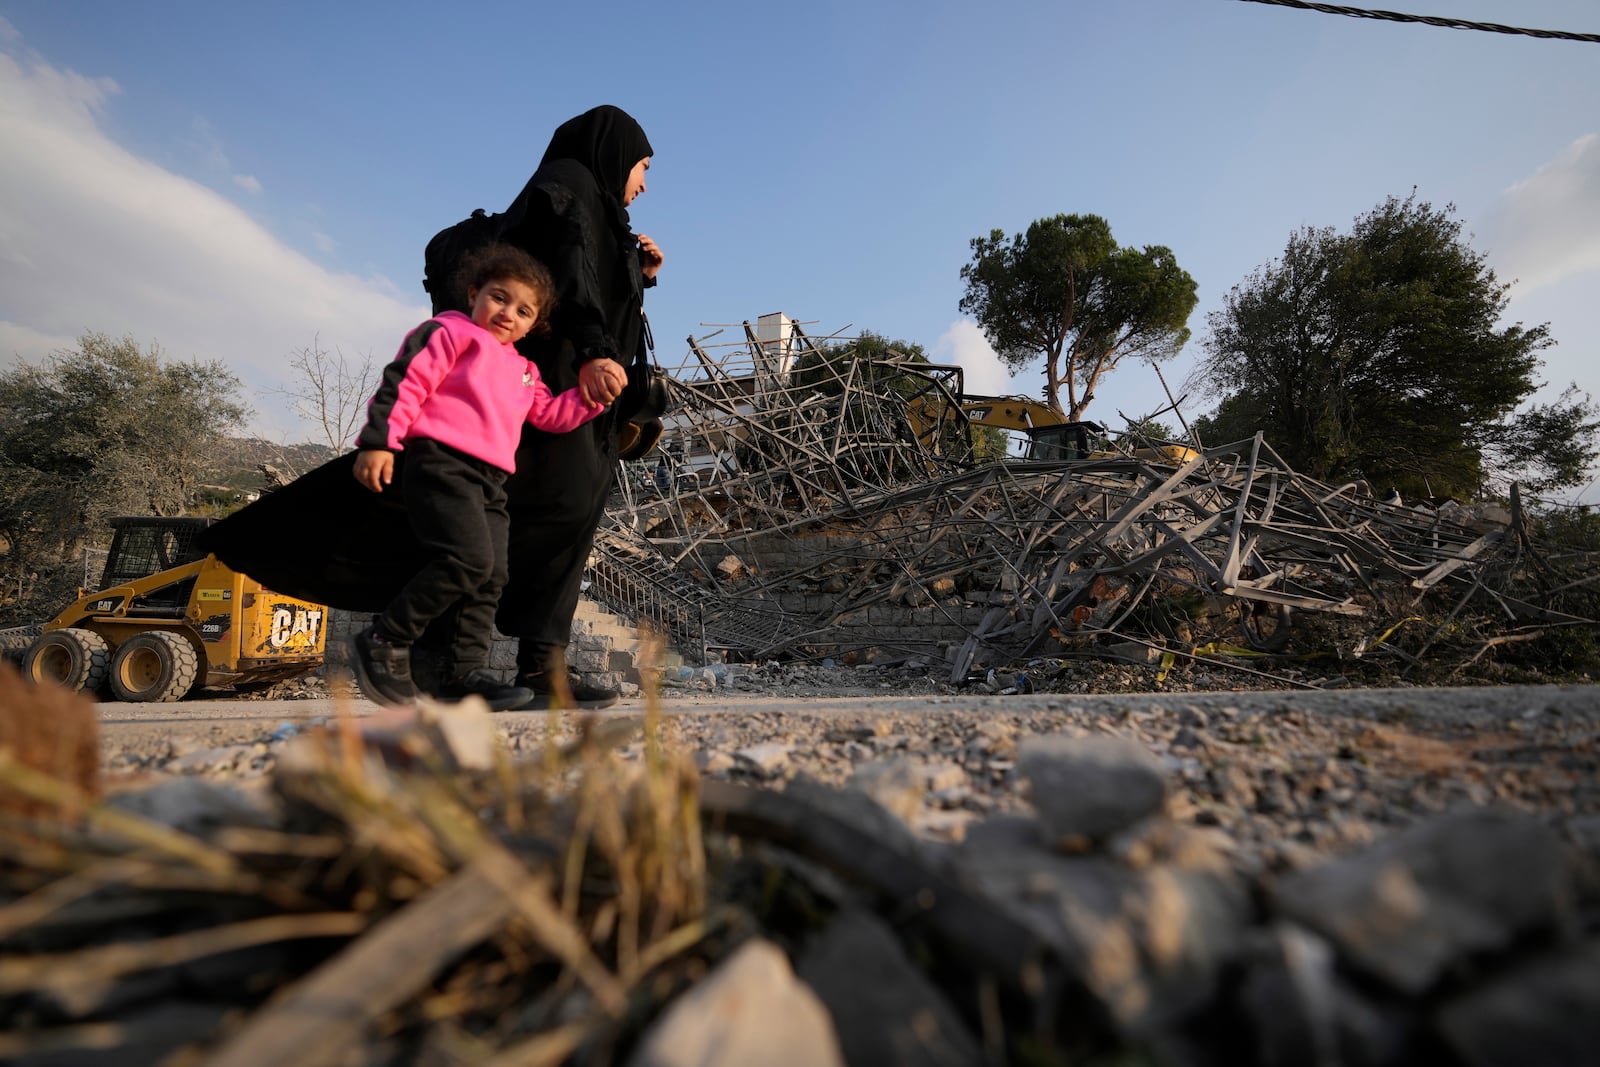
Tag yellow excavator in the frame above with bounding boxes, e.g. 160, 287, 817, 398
19, 516, 327, 702
911, 393, 1199, 465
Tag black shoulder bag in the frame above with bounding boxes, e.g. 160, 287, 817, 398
617, 311, 671, 460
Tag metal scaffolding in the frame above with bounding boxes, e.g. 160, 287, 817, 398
585, 318, 1597, 681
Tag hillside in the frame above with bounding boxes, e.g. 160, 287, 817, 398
196, 437, 339, 503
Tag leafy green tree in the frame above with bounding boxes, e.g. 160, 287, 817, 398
958, 214, 1198, 421
1486, 385, 1600, 497
790, 330, 929, 396
1191, 194, 1598, 499
0, 334, 247, 621
1111, 416, 1180, 449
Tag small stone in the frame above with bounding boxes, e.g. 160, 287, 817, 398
920, 760, 967, 792
849, 758, 926, 824
626, 939, 843, 1067
418, 695, 497, 772
735, 742, 794, 777
1018, 734, 1169, 843
697, 750, 736, 774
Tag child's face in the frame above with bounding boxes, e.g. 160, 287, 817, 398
468, 278, 540, 344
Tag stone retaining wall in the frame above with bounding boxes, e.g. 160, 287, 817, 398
323, 597, 649, 696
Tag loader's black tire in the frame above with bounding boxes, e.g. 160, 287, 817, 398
108, 631, 200, 703
23, 628, 111, 693
0, 629, 33, 669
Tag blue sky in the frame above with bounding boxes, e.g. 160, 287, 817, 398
3, 1, 1598, 498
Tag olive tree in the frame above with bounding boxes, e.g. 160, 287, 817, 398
0, 334, 247, 621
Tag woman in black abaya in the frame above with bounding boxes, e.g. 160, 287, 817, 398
471, 104, 660, 707
202, 105, 660, 708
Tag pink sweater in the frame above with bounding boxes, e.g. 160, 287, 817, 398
356, 311, 604, 472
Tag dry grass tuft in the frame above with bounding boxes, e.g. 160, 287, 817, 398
0, 662, 717, 1066
0, 660, 99, 819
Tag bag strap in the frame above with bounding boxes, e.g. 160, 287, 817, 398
637, 310, 657, 370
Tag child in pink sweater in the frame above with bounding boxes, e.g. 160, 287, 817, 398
348, 245, 605, 709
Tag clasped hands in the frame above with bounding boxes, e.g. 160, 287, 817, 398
352, 359, 628, 494
579, 357, 627, 406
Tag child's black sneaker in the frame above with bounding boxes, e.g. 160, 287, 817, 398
436, 669, 534, 713
348, 625, 417, 706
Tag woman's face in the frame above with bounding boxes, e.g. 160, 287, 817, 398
623, 157, 650, 206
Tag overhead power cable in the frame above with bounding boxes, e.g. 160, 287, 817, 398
1235, 0, 1600, 43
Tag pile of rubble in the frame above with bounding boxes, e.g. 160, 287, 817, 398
588, 319, 1598, 685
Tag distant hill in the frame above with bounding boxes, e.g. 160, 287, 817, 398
196, 438, 339, 504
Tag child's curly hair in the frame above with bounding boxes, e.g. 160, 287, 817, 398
457, 244, 558, 335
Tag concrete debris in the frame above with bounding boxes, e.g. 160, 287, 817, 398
104, 776, 278, 835
846, 757, 927, 824
733, 741, 793, 777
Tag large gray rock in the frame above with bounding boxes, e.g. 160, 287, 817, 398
1433, 936, 1600, 1067
954, 842, 1249, 1035
797, 909, 984, 1067
626, 938, 844, 1067
1237, 923, 1410, 1067
1017, 734, 1168, 844
1272, 808, 1575, 995
784, 775, 923, 858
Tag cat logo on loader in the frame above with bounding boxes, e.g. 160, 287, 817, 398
20, 516, 327, 703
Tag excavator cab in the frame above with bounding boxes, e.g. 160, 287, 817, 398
959, 396, 1198, 466
1020, 422, 1104, 462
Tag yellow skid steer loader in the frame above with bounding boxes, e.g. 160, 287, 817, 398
21, 516, 327, 702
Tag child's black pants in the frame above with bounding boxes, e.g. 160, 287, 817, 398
376, 438, 508, 674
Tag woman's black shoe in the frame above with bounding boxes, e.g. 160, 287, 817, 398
512, 670, 621, 710
436, 669, 535, 713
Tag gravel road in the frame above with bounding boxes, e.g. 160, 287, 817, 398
96, 678, 1600, 875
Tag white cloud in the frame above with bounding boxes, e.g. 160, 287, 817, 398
0, 319, 76, 362
0, 16, 20, 45
1481, 133, 1600, 298
930, 318, 1022, 397
233, 173, 262, 194
0, 45, 424, 439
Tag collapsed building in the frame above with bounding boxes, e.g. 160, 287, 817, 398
583, 314, 1597, 683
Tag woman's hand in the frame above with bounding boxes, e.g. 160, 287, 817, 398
579, 358, 627, 405
637, 233, 664, 280
353, 449, 394, 493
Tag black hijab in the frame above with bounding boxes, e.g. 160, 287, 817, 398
539, 104, 654, 208
501, 105, 654, 377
